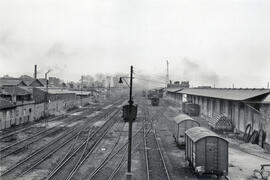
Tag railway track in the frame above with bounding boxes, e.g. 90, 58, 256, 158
44, 109, 121, 180
0, 97, 125, 159
87, 126, 146, 180
0, 115, 67, 141
142, 99, 170, 180
87, 98, 154, 180
0, 115, 84, 159
0, 97, 127, 180
69, 118, 126, 180
0, 95, 120, 141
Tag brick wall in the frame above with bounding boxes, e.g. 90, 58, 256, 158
0, 96, 93, 130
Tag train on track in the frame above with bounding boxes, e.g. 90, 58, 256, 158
146, 89, 164, 99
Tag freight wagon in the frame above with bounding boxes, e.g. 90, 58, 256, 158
182, 102, 200, 116
173, 114, 200, 146
185, 127, 228, 177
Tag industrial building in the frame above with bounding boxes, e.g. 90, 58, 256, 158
167, 87, 270, 150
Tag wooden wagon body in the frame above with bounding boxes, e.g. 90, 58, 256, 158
185, 127, 228, 176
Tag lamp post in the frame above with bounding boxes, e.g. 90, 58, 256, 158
44, 70, 51, 126
119, 65, 134, 177
81, 75, 83, 107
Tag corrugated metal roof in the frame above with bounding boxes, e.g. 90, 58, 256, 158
178, 88, 270, 101
1, 86, 31, 95
173, 114, 195, 124
0, 98, 16, 110
0, 78, 27, 86
185, 127, 227, 142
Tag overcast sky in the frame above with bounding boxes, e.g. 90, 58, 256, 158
0, 0, 269, 88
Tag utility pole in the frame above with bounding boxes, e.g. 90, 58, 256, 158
127, 65, 133, 175
81, 75, 83, 107
118, 66, 137, 179
44, 70, 51, 126
268, 82, 269, 89
166, 60, 169, 87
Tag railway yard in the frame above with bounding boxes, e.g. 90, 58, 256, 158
0, 92, 270, 180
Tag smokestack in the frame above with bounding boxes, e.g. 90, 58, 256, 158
34, 65, 37, 79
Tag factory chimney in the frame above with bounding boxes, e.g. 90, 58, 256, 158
34, 65, 37, 79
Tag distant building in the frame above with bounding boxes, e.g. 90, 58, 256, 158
167, 81, 190, 88
49, 77, 61, 87
0, 86, 32, 103
0, 77, 44, 88
0, 78, 27, 87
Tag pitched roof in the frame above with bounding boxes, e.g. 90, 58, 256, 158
1, 86, 32, 96
0, 78, 27, 86
185, 127, 228, 142
22, 79, 34, 86
0, 97, 16, 110
173, 114, 198, 125
29, 79, 45, 87
38, 79, 47, 86
178, 88, 270, 101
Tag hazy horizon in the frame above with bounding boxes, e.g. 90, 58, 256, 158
0, 0, 269, 88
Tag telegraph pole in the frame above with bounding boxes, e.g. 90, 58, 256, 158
81, 75, 83, 107
127, 65, 133, 175
166, 60, 169, 86
44, 70, 51, 126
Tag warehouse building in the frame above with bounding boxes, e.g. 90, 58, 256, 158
167, 88, 270, 150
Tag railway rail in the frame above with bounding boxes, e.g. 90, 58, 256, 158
0, 97, 127, 180
44, 109, 121, 180
87, 126, 146, 180
0, 115, 84, 159
0, 115, 66, 140
0, 95, 121, 141
142, 99, 171, 180
0, 97, 125, 158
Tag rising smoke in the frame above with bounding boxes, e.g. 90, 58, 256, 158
177, 58, 220, 87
